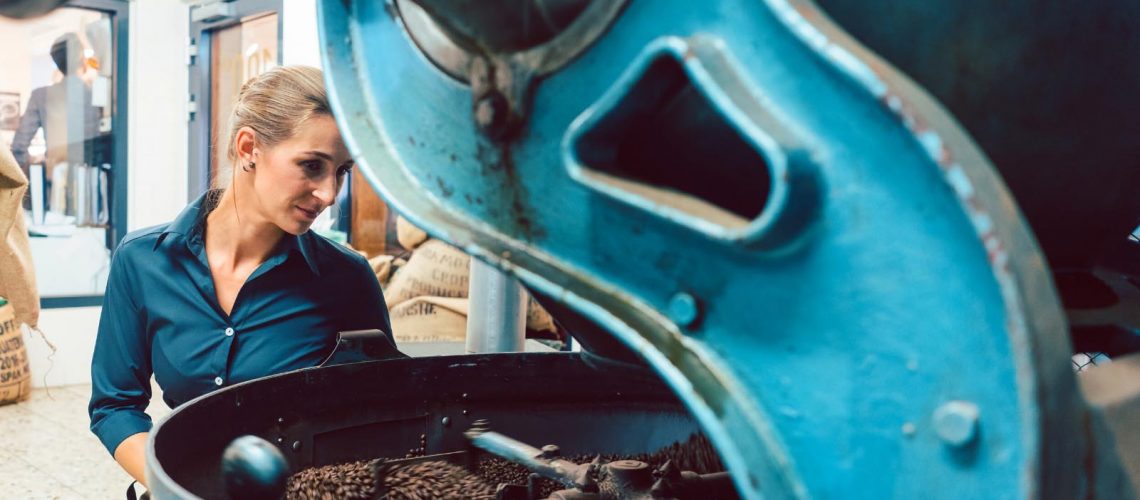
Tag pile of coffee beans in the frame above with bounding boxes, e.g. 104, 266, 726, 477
374, 460, 497, 499
285, 458, 381, 499
285, 433, 723, 499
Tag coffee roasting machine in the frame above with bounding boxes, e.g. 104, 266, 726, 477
96, 0, 1140, 498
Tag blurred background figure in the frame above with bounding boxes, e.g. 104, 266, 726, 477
9, 32, 101, 212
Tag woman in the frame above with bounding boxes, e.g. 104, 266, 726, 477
88, 66, 393, 486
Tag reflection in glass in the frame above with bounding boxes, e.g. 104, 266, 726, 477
1, 7, 116, 298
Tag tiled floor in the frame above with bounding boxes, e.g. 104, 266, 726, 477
0, 383, 170, 499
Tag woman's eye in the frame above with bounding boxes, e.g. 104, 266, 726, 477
337, 165, 353, 177
301, 161, 322, 173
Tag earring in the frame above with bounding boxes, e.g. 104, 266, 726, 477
242, 162, 255, 172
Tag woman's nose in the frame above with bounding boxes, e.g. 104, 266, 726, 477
312, 174, 338, 206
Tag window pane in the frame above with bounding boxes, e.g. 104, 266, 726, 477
1, 7, 117, 298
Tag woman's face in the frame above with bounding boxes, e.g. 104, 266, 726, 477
250, 114, 353, 235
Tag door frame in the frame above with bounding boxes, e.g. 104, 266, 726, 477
186, 0, 283, 199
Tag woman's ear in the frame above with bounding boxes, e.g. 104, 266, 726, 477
235, 126, 258, 165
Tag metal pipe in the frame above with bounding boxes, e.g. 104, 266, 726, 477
465, 258, 526, 353
465, 429, 584, 488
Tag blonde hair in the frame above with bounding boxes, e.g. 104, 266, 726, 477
216, 65, 330, 187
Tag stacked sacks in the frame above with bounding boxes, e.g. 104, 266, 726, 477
0, 148, 36, 405
370, 217, 556, 344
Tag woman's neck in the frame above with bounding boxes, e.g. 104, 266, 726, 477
204, 187, 285, 272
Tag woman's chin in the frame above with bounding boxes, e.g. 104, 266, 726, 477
280, 220, 313, 236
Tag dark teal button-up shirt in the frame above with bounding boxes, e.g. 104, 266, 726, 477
89, 192, 393, 455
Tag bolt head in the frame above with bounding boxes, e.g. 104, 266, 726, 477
291, 440, 303, 452
441, 416, 451, 427
933, 400, 979, 446
668, 293, 700, 327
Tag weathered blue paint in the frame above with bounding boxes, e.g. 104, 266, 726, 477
318, 0, 1095, 498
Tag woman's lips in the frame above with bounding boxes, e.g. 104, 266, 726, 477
297, 206, 319, 220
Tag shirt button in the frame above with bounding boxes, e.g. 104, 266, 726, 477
224, 327, 234, 337
214, 377, 224, 386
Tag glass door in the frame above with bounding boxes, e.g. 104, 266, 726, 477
1, 0, 128, 305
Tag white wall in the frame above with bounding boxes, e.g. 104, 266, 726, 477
25, 307, 101, 388
282, 0, 322, 69
126, 0, 189, 230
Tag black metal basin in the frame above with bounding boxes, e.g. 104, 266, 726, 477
146, 353, 702, 499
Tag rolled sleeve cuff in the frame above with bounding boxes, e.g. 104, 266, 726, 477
91, 409, 153, 456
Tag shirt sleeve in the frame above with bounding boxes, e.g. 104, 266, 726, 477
88, 243, 153, 456
344, 255, 397, 348
9, 88, 44, 171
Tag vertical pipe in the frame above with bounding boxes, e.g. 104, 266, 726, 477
465, 258, 526, 353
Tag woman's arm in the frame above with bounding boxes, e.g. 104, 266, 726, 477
114, 432, 149, 486
89, 240, 156, 480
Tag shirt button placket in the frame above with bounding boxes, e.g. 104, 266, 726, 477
217, 327, 235, 387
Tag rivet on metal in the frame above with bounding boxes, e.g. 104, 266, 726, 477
901, 422, 916, 437
462, 409, 470, 416
441, 416, 452, 427
291, 440, 303, 452
277, 417, 285, 425
932, 400, 980, 446
668, 293, 700, 327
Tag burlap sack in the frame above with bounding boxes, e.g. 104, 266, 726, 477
396, 216, 428, 251
380, 238, 557, 340
0, 148, 39, 329
384, 239, 471, 307
0, 301, 32, 405
367, 254, 406, 289
390, 296, 469, 343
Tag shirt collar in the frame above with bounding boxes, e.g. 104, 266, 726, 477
162, 190, 322, 276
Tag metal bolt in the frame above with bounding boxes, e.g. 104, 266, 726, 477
291, 440, 303, 452
462, 409, 470, 416
441, 416, 451, 427
933, 400, 980, 446
668, 293, 700, 327
276, 417, 285, 425
461, 393, 469, 399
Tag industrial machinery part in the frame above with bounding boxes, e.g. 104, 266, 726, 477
812, 0, 1140, 270
311, 0, 1139, 498
220, 435, 290, 500
466, 423, 736, 499
146, 353, 705, 498
319, 329, 405, 366
0, 0, 67, 19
